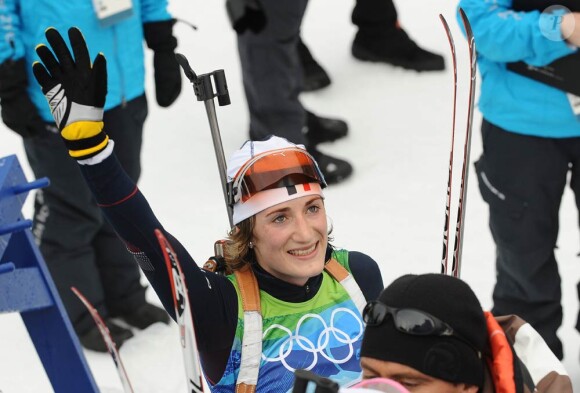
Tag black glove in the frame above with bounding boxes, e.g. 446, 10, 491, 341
33, 27, 109, 160
143, 20, 182, 107
0, 58, 47, 138
226, 0, 267, 34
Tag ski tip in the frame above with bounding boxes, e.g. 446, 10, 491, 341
438, 14, 448, 26
71, 286, 89, 305
458, 8, 474, 41
71, 286, 99, 314
438, 14, 455, 47
71, 286, 80, 297
155, 229, 171, 250
155, 229, 178, 260
458, 7, 477, 71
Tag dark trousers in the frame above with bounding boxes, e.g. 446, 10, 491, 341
23, 95, 148, 334
475, 119, 580, 360
237, 0, 309, 145
237, 0, 399, 144
352, 0, 398, 37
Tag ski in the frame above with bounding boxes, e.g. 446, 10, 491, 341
155, 229, 204, 393
451, 8, 477, 278
439, 14, 458, 276
71, 286, 135, 393
439, 9, 477, 278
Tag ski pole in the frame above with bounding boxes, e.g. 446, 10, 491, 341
175, 53, 234, 228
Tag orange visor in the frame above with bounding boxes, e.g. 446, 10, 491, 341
228, 147, 326, 206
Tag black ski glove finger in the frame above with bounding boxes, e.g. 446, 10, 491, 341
35, 44, 63, 84
45, 28, 75, 72
68, 28, 92, 78
32, 60, 55, 92
153, 51, 181, 107
92, 53, 108, 109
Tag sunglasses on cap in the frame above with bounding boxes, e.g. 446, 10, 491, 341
227, 147, 326, 206
362, 301, 481, 358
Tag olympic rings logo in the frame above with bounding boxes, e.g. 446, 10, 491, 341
262, 307, 363, 372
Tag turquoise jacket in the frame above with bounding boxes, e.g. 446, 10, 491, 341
458, 0, 580, 138
0, 0, 171, 121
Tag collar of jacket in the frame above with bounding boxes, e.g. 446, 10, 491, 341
250, 246, 333, 303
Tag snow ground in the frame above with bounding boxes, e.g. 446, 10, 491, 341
1, 0, 579, 391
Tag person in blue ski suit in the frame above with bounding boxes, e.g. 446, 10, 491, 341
458, 0, 580, 360
0, 0, 182, 350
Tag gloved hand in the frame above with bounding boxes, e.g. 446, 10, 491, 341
32, 27, 109, 160
226, 0, 267, 34
0, 58, 47, 138
143, 20, 182, 107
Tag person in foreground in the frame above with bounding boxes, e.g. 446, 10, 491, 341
459, 0, 580, 361
358, 273, 572, 392
32, 27, 384, 392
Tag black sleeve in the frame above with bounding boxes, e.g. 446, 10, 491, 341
348, 251, 384, 302
79, 152, 237, 382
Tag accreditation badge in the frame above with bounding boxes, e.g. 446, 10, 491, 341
567, 93, 580, 121
92, 0, 134, 27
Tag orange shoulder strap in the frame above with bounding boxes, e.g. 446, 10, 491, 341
324, 258, 350, 281
484, 311, 516, 393
234, 265, 261, 312
324, 258, 366, 313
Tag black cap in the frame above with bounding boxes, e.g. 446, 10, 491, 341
360, 274, 487, 388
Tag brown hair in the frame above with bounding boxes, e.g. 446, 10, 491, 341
223, 215, 256, 271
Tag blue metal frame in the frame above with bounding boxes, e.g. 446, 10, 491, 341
0, 154, 98, 392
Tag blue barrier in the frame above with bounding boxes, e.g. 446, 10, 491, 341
0, 154, 98, 392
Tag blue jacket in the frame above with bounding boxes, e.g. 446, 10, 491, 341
458, 0, 580, 138
0, 0, 171, 121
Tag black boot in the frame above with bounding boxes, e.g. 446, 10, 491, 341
304, 110, 349, 145
298, 37, 331, 92
78, 319, 134, 352
308, 147, 353, 185
352, 28, 445, 72
118, 302, 170, 330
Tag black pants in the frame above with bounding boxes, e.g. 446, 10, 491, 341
352, 0, 398, 38
23, 95, 148, 335
237, 0, 399, 144
237, 0, 309, 144
475, 119, 580, 360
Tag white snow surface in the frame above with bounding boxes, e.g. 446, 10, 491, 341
1, 0, 579, 391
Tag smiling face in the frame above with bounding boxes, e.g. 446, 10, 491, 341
360, 357, 479, 393
251, 195, 327, 286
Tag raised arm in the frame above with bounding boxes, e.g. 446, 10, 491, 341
31, 28, 238, 375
